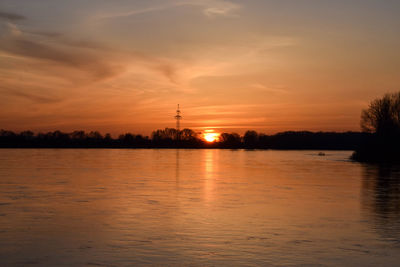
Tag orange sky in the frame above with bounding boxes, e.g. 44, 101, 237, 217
1, 0, 400, 135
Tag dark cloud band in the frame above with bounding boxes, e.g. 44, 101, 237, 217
0, 11, 25, 21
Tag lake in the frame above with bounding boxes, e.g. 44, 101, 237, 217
0, 149, 399, 266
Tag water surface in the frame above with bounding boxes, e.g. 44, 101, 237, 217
0, 149, 399, 266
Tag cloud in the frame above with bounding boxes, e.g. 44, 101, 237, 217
0, 11, 25, 21
25, 30, 62, 38
3, 21, 21, 36
249, 83, 288, 94
0, 22, 122, 81
96, 0, 241, 19
0, 37, 118, 79
0, 86, 61, 104
96, 4, 171, 19
153, 63, 178, 83
201, 1, 241, 17
0, 21, 183, 84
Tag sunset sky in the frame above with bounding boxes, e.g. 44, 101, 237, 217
1, 0, 400, 135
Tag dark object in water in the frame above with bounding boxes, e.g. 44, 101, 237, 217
318, 152, 325, 156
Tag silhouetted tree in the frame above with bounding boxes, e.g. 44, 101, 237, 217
180, 128, 197, 141
361, 92, 400, 137
243, 130, 258, 148
0, 129, 16, 137
353, 92, 400, 162
20, 131, 34, 140
220, 133, 242, 148
152, 128, 179, 141
71, 131, 86, 140
88, 131, 103, 139
104, 133, 112, 141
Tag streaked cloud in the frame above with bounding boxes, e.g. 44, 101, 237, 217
96, 0, 241, 20
200, 0, 241, 17
0, 11, 26, 21
0, 22, 121, 80
0, 87, 61, 103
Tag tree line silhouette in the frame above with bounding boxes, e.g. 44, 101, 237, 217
0, 128, 369, 149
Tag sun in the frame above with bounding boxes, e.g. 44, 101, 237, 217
204, 132, 219, 142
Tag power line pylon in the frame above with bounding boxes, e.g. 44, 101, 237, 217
175, 104, 182, 131
175, 104, 182, 140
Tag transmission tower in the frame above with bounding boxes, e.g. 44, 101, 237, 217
175, 104, 182, 131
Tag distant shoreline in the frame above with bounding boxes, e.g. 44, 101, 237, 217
0, 129, 369, 151
0, 147, 356, 150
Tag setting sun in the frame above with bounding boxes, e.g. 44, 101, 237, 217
204, 133, 220, 142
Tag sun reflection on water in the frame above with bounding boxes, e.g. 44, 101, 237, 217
203, 150, 217, 203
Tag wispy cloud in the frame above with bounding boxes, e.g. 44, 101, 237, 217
6, 90, 61, 103
200, 0, 241, 17
96, 0, 241, 19
0, 36, 120, 80
0, 22, 123, 81
0, 11, 26, 21
249, 83, 288, 94
95, 4, 172, 19
0, 85, 61, 104
153, 63, 178, 84
0, 15, 185, 85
